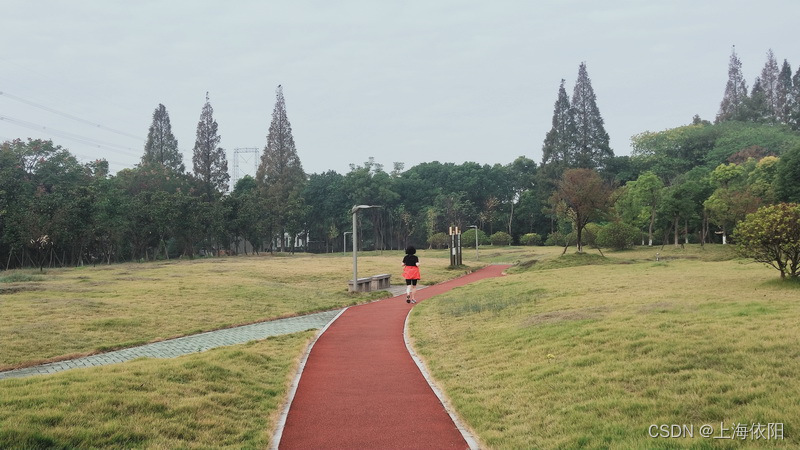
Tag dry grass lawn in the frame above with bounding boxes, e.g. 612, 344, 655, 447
409, 245, 800, 448
0, 249, 488, 370
0, 332, 312, 448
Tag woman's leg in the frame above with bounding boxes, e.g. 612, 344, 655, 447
405, 279, 412, 302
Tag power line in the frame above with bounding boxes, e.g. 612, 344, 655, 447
0, 57, 139, 120
0, 113, 141, 159
0, 134, 132, 169
0, 90, 143, 141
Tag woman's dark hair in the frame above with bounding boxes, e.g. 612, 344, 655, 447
405, 246, 416, 255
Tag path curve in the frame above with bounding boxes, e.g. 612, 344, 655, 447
275, 265, 510, 449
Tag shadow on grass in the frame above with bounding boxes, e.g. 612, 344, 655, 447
762, 276, 800, 289
510, 252, 610, 273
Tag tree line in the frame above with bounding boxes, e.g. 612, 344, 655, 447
2, 55, 800, 270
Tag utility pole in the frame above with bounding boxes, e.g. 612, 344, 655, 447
350, 205, 381, 292
469, 225, 479, 260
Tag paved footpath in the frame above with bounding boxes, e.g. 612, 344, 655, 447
275, 265, 510, 449
0, 310, 342, 380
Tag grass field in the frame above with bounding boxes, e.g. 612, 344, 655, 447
0, 249, 490, 370
409, 245, 800, 448
0, 248, 498, 448
3, 244, 796, 448
0, 332, 312, 448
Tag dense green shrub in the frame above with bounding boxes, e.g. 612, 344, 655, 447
583, 223, 601, 247
490, 231, 512, 246
428, 232, 449, 249
545, 231, 573, 247
564, 226, 598, 250
596, 221, 640, 250
776, 145, 800, 202
519, 233, 542, 246
461, 228, 490, 248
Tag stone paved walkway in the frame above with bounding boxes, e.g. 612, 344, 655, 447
0, 309, 342, 380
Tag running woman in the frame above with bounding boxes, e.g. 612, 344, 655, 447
402, 246, 421, 303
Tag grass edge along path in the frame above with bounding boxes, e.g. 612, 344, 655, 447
0, 251, 489, 370
403, 307, 484, 450
0, 332, 315, 449
276, 265, 510, 449
409, 252, 799, 448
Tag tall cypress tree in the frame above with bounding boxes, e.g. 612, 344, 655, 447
541, 79, 577, 169
759, 49, 780, 122
777, 59, 794, 126
716, 46, 749, 123
142, 104, 184, 172
790, 67, 800, 131
192, 92, 229, 197
571, 62, 612, 169
256, 85, 306, 251
744, 78, 772, 123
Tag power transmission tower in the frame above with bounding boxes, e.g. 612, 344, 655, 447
233, 148, 259, 188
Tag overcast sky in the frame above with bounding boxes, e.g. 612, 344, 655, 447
2, 1, 799, 182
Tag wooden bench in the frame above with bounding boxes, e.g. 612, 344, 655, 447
370, 273, 391, 290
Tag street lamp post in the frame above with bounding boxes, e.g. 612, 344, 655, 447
350, 205, 381, 291
343, 231, 352, 255
469, 225, 479, 260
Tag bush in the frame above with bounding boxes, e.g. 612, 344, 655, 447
596, 221, 640, 250
564, 228, 597, 250
545, 231, 574, 247
519, 233, 542, 246
428, 232, 449, 249
490, 231, 512, 246
733, 203, 800, 279
461, 228, 490, 248
776, 145, 800, 202
583, 223, 601, 247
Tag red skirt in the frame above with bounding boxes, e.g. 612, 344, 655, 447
403, 265, 420, 280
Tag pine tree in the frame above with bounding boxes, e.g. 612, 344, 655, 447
716, 46, 748, 123
790, 67, 800, 131
744, 78, 772, 123
192, 92, 229, 197
777, 60, 794, 126
142, 104, 184, 172
541, 79, 577, 169
571, 62, 612, 169
759, 49, 780, 122
256, 85, 306, 251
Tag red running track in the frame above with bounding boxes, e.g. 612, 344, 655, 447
276, 265, 510, 449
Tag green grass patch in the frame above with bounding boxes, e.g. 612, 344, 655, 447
440, 287, 548, 317
0, 332, 312, 448
529, 252, 611, 271
409, 245, 799, 448
762, 276, 800, 289
0, 272, 45, 283
0, 249, 486, 368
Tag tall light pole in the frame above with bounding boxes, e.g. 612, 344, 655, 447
469, 225, 479, 260
343, 231, 352, 255
351, 205, 381, 291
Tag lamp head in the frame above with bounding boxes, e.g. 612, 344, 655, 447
351, 205, 382, 213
